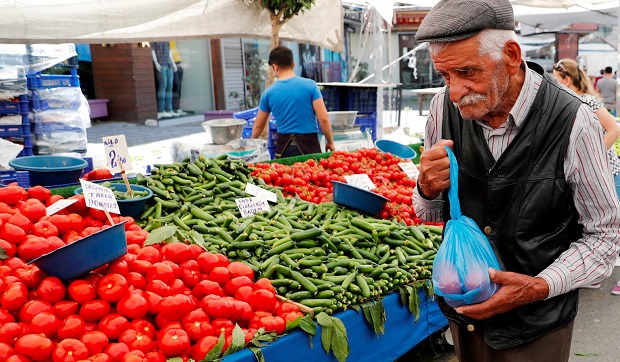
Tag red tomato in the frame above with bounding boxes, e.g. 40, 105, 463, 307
0, 309, 15, 324
16, 237, 52, 262
158, 328, 191, 357
223, 276, 253, 297
196, 252, 219, 274
226, 261, 254, 280
116, 293, 149, 320
136, 246, 160, 264
158, 294, 193, 321
146, 263, 175, 285
191, 335, 219, 361
208, 266, 230, 286
129, 320, 157, 340
80, 331, 109, 356
187, 244, 203, 259
52, 338, 89, 362
182, 309, 213, 342
57, 315, 86, 340
14, 334, 53, 361
145, 280, 172, 298
211, 318, 234, 336
0, 342, 15, 360
121, 330, 155, 354
161, 243, 191, 265
103, 342, 130, 362
254, 278, 276, 294
234, 286, 254, 303
21, 203, 46, 224
0, 223, 27, 245
192, 280, 224, 300
248, 289, 277, 313
7, 213, 32, 233
179, 260, 200, 288
126, 272, 147, 290
47, 214, 72, 236
97, 274, 129, 303
18, 300, 53, 323
0, 322, 29, 346
201, 296, 234, 320
98, 314, 130, 340
53, 300, 79, 320
1, 282, 28, 312
0, 239, 16, 258
79, 299, 112, 322
68, 280, 97, 305
31, 221, 58, 238
129, 260, 152, 274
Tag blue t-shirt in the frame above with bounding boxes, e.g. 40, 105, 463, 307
258, 76, 322, 134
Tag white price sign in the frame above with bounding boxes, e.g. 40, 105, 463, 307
103, 135, 132, 174
245, 183, 278, 203
344, 174, 376, 190
80, 179, 121, 214
46, 199, 78, 216
235, 197, 271, 218
399, 162, 420, 180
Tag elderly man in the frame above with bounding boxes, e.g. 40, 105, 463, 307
413, 0, 620, 361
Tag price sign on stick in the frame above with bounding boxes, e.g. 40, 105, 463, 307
103, 135, 132, 174
235, 197, 270, 218
344, 174, 376, 190
80, 179, 120, 224
46, 199, 78, 216
399, 162, 420, 180
245, 183, 277, 203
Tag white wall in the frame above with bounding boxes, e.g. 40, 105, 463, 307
176, 39, 214, 113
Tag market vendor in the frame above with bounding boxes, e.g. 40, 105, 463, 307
251, 45, 335, 158
412, 0, 620, 361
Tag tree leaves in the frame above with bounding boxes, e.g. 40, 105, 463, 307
145, 225, 178, 245
316, 312, 349, 362
362, 299, 386, 336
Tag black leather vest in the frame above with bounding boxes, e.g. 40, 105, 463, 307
439, 62, 583, 349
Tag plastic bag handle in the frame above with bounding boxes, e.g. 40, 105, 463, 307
445, 146, 461, 219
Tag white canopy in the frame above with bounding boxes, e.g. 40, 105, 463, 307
0, 0, 344, 52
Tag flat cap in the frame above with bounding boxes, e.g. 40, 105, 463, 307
415, 0, 514, 43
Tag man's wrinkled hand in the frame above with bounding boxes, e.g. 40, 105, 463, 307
418, 139, 453, 199
454, 268, 549, 320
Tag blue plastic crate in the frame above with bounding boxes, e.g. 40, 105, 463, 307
27, 68, 80, 90
30, 93, 82, 112
241, 128, 252, 139
345, 88, 377, 114
355, 113, 377, 141
268, 145, 276, 160
0, 95, 28, 116
0, 120, 30, 138
233, 107, 259, 120
321, 87, 341, 111
0, 170, 30, 187
32, 122, 84, 135
245, 118, 255, 130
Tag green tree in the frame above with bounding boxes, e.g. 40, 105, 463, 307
244, 0, 317, 87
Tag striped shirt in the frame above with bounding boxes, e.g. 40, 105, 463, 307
413, 63, 620, 298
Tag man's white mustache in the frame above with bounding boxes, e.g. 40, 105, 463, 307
453, 93, 486, 108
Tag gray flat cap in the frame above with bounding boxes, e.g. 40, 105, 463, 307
415, 0, 514, 43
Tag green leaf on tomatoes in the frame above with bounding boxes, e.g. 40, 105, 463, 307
0, 246, 8, 260
166, 358, 184, 362
145, 225, 178, 245
249, 346, 265, 362
285, 315, 303, 332
224, 324, 246, 356
362, 300, 386, 336
203, 332, 225, 361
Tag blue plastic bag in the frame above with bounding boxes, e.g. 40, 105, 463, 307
432, 147, 501, 308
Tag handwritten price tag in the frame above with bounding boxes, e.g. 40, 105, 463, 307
235, 197, 270, 218
344, 174, 376, 190
103, 135, 132, 174
245, 183, 277, 203
80, 179, 120, 214
399, 162, 420, 180
46, 199, 78, 216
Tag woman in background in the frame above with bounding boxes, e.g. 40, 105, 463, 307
553, 58, 620, 294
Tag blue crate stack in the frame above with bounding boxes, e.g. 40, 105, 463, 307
234, 107, 278, 159
27, 44, 89, 156
0, 95, 32, 158
321, 86, 378, 142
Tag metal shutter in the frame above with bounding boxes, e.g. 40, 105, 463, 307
222, 38, 245, 111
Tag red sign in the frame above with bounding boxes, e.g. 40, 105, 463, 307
394, 11, 427, 31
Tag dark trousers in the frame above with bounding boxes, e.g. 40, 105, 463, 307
449, 319, 574, 362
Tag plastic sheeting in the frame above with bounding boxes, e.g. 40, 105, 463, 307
0, 0, 344, 52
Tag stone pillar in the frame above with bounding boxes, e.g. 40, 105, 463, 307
91, 44, 157, 124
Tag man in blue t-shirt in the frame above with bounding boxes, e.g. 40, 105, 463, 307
251, 46, 335, 158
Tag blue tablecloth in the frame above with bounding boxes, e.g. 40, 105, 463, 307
224, 289, 448, 362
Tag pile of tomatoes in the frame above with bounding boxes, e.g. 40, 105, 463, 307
250, 148, 422, 225
0, 184, 302, 361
